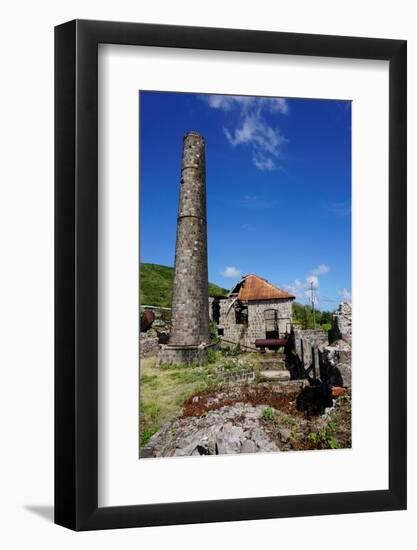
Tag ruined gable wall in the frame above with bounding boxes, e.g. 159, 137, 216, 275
218, 298, 293, 348
218, 298, 242, 343
246, 299, 293, 345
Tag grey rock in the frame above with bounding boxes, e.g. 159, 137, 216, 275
279, 428, 292, 443
142, 403, 281, 457
241, 439, 256, 453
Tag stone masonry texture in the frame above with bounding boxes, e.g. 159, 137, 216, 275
217, 297, 293, 348
168, 132, 210, 347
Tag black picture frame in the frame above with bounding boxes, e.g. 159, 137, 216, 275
55, 19, 407, 531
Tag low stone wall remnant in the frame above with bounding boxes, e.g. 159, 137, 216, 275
140, 332, 159, 357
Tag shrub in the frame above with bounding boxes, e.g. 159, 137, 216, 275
209, 320, 220, 342
206, 348, 220, 364
220, 345, 240, 357
262, 407, 275, 421
308, 422, 340, 449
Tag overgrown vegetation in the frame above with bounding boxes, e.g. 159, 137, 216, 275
205, 348, 221, 363
140, 263, 228, 308
307, 422, 340, 449
262, 407, 275, 421
292, 301, 333, 331
209, 320, 220, 343
139, 356, 222, 446
140, 345, 351, 453
140, 347, 261, 446
292, 390, 352, 451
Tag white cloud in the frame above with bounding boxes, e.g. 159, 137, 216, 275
223, 114, 286, 172
202, 94, 288, 171
205, 95, 288, 115
285, 265, 330, 300
206, 95, 248, 111
221, 266, 242, 278
311, 264, 330, 276
224, 115, 286, 153
339, 288, 352, 302
269, 98, 289, 114
307, 275, 319, 288
252, 152, 276, 171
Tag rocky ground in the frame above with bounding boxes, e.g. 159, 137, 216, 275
141, 382, 351, 458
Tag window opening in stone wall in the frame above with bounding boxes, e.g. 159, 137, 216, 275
264, 309, 279, 339
234, 300, 248, 325
212, 299, 220, 324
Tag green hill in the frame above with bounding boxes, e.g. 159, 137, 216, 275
140, 263, 228, 308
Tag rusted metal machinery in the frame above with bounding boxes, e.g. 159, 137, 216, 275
254, 337, 288, 352
140, 308, 155, 332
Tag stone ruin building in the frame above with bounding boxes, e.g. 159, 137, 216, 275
209, 274, 295, 350
157, 132, 211, 366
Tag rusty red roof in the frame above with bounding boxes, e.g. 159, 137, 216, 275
233, 274, 295, 302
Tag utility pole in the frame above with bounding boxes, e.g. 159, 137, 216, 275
310, 281, 316, 329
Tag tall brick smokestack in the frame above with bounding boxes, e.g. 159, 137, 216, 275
169, 132, 210, 347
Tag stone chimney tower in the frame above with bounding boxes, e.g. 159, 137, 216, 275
158, 132, 210, 365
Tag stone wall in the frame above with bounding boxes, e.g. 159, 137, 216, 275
246, 300, 292, 344
218, 298, 241, 344
290, 302, 352, 387
217, 297, 293, 348
321, 302, 352, 387
320, 342, 351, 387
330, 301, 352, 344
157, 344, 208, 366
292, 328, 329, 378
140, 332, 159, 357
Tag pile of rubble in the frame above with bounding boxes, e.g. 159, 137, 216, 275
140, 380, 351, 457
141, 383, 308, 458
141, 403, 281, 457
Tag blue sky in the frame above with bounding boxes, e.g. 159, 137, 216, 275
139, 91, 351, 310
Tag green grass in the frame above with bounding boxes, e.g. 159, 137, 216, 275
139, 348, 264, 447
140, 262, 228, 308
139, 356, 221, 447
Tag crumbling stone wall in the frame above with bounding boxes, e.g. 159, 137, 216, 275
218, 298, 242, 344
329, 301, 352, 344
321, 302, 352, 387
247, 300, 292, 343
289, 302, 352, 386
320, 342, 351, 387
140, 332, 159, 357
217, 297, 293, 348
292, 328, 329, 378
